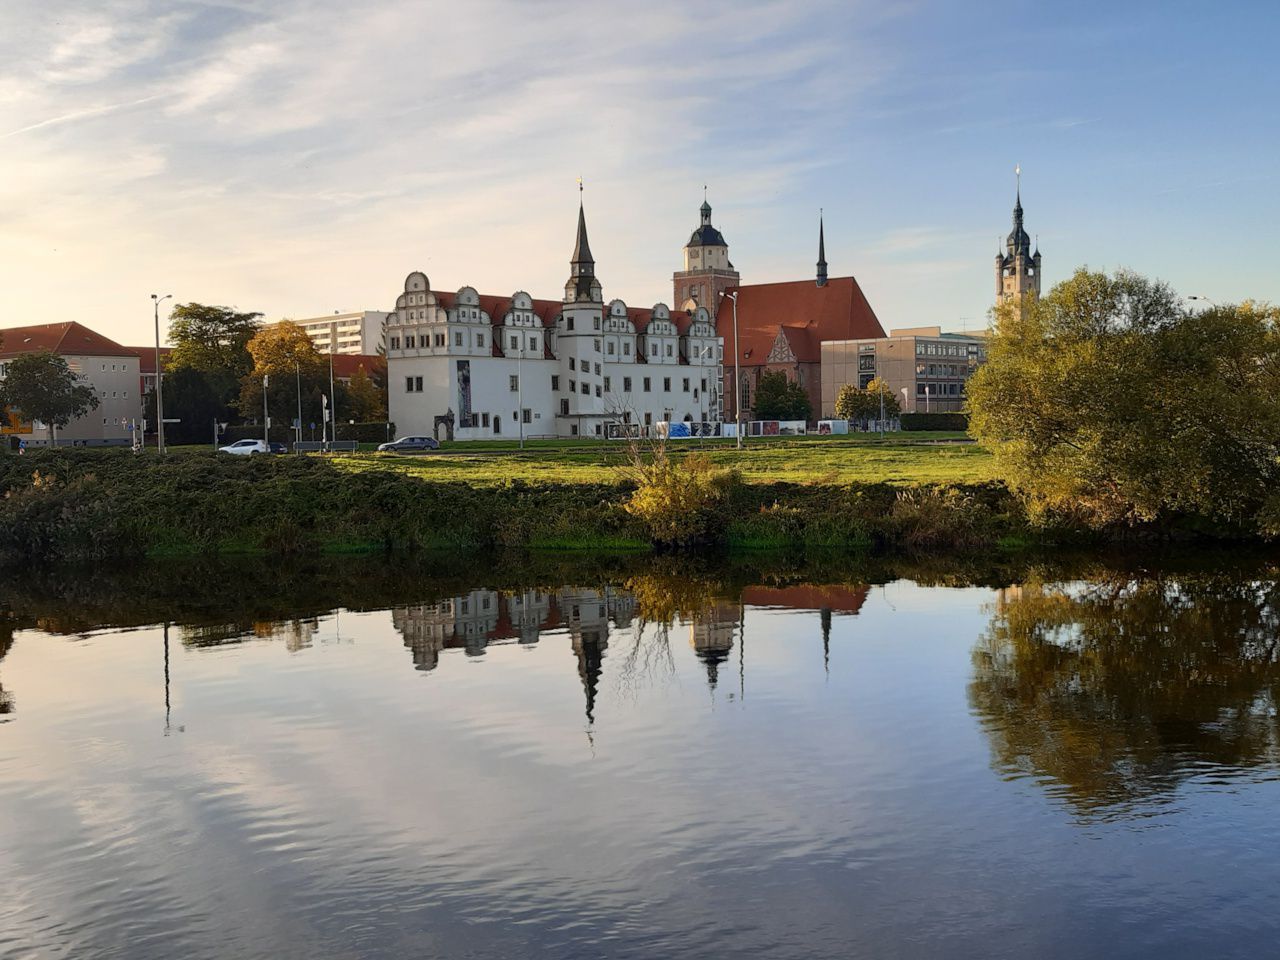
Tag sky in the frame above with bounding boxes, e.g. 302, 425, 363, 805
1, 0, 1277, 345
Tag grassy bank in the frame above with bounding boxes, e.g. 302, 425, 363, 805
0, 447, 1025, 564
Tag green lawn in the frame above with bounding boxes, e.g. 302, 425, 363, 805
331, 435, 994, 486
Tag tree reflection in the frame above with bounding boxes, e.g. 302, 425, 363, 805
0, 620, 14, 718
970, 575, 1280, 815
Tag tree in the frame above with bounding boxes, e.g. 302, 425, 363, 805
167, 303, 263, 403
753, 370, 812, 421
0, 351, 100, 444
967, 267, 1280, 530
344, 364, 387, 422
148, 366, 227, 445
238, 322, 328, 426
835, 378, 900, 425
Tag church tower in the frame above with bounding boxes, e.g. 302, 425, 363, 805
995, 167, 1042, 304
673, 193, 740, 310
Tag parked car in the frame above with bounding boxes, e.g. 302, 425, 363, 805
218, 439, 270, 456
268, 442, 288, 454
377, 436, 440, 452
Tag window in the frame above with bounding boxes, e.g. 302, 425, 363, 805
643, 377, 651, 392
569, 357, 576, 371
569, 379, 576, 392
666, 344, 673, 357
482, 412, 491, 427
522, 408, 532, 423
390, 336, 401, 350
435, 333, 445, 347
560, 398, 570, 415
415, 376, 423, 391
607, 341, 615, 355
595, 424, 602, 436
552, 375, 561, 391
529, 336, 538, 351
595, 385, 601, 397
454, 332, 463, 347
604, 377, 611, 391
510, 335, 518, 349
581, 383, 589, 395
567, 317, 575, 331
405, 376, 414, 392
594, 363, 601, 375
650, 343, 658, 356
682, 378, 689, 392
644, 412, 652, 426
571, 424, 578, 436
623, 342, 631, 356
476, 334, 485, 348
510, 375, 519, 392
663, 377, 671, 392
405, 335, 416, 349
593, 318, 600, 330
594, 339, 601, 353
623, 376, 632, 391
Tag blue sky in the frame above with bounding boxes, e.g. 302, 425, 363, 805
1, 0, 1276, 344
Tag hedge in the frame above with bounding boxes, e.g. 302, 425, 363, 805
337, 422, 398, 444
900, 412, 969, 432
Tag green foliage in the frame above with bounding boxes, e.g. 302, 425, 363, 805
167, 303, 263, 402
0, 351, 100, 442
835, 378, 900, 423
344, 364, 387, 422
968, 268, 1280, 532
238, 321, 330, 424
151, 366, 227, 445
336, 422, 396, 444
901, 412, 969, 431
753, 370, 812, 421
623, 449, 741, 547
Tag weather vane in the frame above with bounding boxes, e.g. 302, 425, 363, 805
576, 175, 583, 194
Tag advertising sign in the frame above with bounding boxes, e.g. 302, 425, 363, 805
456, 360, 472, 428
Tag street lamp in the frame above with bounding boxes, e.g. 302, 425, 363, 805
328, 311, 338, 451
728, 290, 742, 450
151, 294, 172, 453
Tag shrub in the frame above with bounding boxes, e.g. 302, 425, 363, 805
900, 412, 968, 431
337, 422, 397, 444
624, 449, 740, 547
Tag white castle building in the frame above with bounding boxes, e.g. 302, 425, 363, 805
385, 198, 724, 440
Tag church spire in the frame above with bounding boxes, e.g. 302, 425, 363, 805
816, 211, 828, 287
566, 180, 601, 303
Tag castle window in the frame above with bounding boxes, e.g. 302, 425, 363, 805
529, 336, 538, 351
510, 375, 519, 392
405, 335, 416, 348
643, 377, 651, 392
482, 412, 490, 427
623, 376, 632, 391
455, 332, 463, 347
623, 342, 631, 356
650, 343, 658, 357
476, 333, 485, 348
604, 377, 611, 391
552, 375, 560, 391
390, 336, 401, 350
567, 317, 575, 331
561, 399, 570, 415
666, 344, 673, 357
682, 378, 690, 392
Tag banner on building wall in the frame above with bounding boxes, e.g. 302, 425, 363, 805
0, 407, 32, 435
456, 360, 472, 428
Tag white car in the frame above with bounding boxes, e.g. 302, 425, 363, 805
218, 439, 270, 456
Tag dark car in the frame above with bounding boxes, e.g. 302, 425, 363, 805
377, 436, 440, 452
269, 442, 288, 454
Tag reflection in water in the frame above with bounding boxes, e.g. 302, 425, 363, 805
0, 619, 13, 719
970, 575, 1280, 814
4, 555, 1280, 959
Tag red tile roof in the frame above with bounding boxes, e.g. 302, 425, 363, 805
714, 276, 885, 366
123, 346, 173, 375
0, 322, 139, 360
329, 353, 384, 380
740, 584, 869, 614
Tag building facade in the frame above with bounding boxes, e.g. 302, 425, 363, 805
293, 311, 387, 355
385, 200, 724, 440
0, 322, 140, 446
819, 326, 989, 415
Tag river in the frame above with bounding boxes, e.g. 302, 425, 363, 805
1, 553, 1277, 958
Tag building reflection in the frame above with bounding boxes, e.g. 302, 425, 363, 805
969, 577, 1280, 815
0, 620, 15, 719
390, 582, 869, 719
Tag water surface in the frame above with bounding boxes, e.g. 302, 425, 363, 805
1, 557, 1278, 959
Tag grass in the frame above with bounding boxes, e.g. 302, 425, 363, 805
330, 435, 995, 486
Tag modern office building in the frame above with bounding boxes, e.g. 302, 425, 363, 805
819, 326, 989, 415
293, 311, 387, 355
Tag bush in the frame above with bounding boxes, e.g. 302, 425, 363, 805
900, 412, 968, 432
219, 424, 298, 444
624, 450, 740, 547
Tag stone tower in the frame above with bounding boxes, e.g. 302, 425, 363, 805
673, 194, 740, 310
816, 213, 828, 287
995, 168, 1042, 304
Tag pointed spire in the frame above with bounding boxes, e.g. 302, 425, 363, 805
816, 210, 828, 287
572, 181, 593, 266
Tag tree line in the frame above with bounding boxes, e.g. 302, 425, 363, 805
149, 305, 387, 444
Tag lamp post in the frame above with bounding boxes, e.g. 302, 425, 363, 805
262, 374, 269, 447
150, 293, 172, 453
295, 361, 303, 449
728, 291, 742, 450
328, 311, 338, 451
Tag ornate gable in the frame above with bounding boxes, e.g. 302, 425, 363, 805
766, 328, 795, 363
